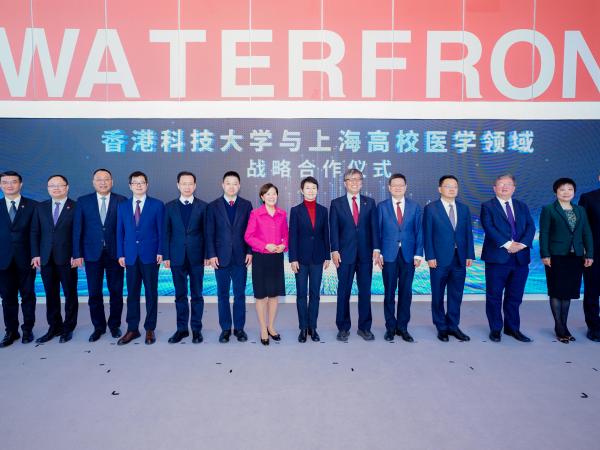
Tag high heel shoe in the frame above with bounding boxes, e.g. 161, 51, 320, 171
260, 330, 269, 346
268, 329, 281, 341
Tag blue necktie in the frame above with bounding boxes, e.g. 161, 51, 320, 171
505, 202, 517, 240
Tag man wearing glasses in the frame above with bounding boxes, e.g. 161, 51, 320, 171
423, 175, 475, 342
116, 171, 164, 345
73, 169, 126, 342
329, 169, 380, 341
0, 171, 38, 347
31, 174, 78, 343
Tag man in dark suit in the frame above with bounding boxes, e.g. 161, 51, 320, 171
376, 173, 423, 342
206, 171, 252, 343
31, 174, 78, 343
116, 171, 164, 346
423, 175, 475, 342
330, 168, 380, 341
73, 169, 125, 342
579, 178, 600, 342
163, 171, 207, 344
0, 171, 37, 347
480, 174, 535, 343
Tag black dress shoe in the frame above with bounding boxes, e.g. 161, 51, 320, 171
448, 328, 470, 341
21, 331, 34, 344
587, 330, 600, 342
384, 330, 395, 341
219, 330, 231, 343
298, 329, 307, 343
89, 329, 105, 342
59, 331, 73, 343
36, 328, 62, 343
336, 330, 349, 342
145, 330, 156, 345
233, 329, 248, 342
117, 330, 141, 345
397, 330, 414, 343
357, 329, 375, 341
168, 330, 189, 344
437, 331, 449, 342
267, 330, 281, 341
110, 328, 122, 338
192, 331, 203, 344
504, 329, 532, 342
489, 330, 501, 342
309, 329, 320, 342
0, 331, 20, 348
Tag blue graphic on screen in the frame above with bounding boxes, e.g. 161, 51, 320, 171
1, 118, 599, 296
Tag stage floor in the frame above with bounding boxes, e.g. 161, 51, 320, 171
1, 301, 599, 450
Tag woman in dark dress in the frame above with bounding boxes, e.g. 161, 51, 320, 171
539, 178, 594, 343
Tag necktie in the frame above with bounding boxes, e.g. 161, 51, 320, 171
9, 200, 16, 223
505, 201, 517, 240
448, 204, 456, 229
352, 196, 359, 226
134, 200, 141, 226
396, 201, 403, 225
53, 202, 60, 225
100, 196, 107, 225
229, 200, 234, 207
185, 200, 190, 205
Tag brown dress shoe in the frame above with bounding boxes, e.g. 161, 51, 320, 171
145, 330, 156, 345
117, 330, 141, 346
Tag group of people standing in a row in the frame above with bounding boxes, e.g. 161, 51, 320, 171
1, 167, 600, 348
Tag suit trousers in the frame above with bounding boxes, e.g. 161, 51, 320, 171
41, 259, 78, 332
485, 256, 529, 332
0, 259, 36, 333
84, 249, 124, 332
382, 252, 415, 332
430, 251, 465, 332
583, 261, 600, 333
215, 263, 247, 331
170, 256, 204, 332
295, 263, 323, 330
336, 261, 373, 332
125, 257, 159, 332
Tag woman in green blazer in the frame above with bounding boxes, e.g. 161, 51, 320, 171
539, 178, 594, 343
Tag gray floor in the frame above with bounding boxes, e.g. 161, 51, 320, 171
1, 300, 599, 450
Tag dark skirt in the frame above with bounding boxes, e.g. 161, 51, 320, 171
544, 254, 584, 300
251, 251, 286, 298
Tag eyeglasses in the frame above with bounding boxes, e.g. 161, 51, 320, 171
440, 185, 458, 189
47, 184, 67, 189
130, 181, 147, 186
344, 177, 363, 183
94, 178, 112, 183
496, 183, 515, 188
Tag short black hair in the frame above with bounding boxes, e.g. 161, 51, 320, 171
128, 171, 148, 184
259, 183, 279, 200
388, 173, 407, 185
93, 168, 112, 178
223, 171, 240, 182
553, 177, 576, 193
47, 174, 69, 185
177, 171, 196, 183
495, 173, 515, 184
439, 175, 458, 187
0, 171, 22, 183
300, 176, 319, 190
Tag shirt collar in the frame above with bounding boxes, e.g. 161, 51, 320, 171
391, 196, 404, 204
347, 192, 360, 201
51, 197, 67, 205
180, 196, 194, 204
96, 192, 111, 201
441, 198, 455, 208
223, 194, 237, 203
5, 195, 21, 207
496, 196, 512, 206
257, 204, 282, 216
133, 195, 147, 203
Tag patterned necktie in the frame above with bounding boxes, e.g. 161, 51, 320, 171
505, 201, 517, 240
100, 196, 107, 225
9, 200, 16, 223
134, 200, 141, 226
229, 200, 234, 207
53, 202, 60, 225
352, 196, 359, 226
448, 204, 456, 229
396, 201, 403, 225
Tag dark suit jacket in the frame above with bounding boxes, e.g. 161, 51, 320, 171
30, 198, 76, 266
163, 197, 208, 266
72, 192, 125, 261
288, 202, 330, 265
205, 196, 252, 267
329, 194, 379, 264
377, 197, 423, 263
579, 188, 600, 253
116, 197, 165, 265
539, 201, 594, 258
423, 199, 475, 267
480, 197, 535, 265
0, 196, 38, 269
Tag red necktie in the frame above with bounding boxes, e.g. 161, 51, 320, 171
396, 201, 403, 225
229, 200, 234, 207
352, 196, 359, 225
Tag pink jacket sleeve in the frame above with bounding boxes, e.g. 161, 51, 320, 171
244, 210, 268, 252
280, 211, 289, 252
